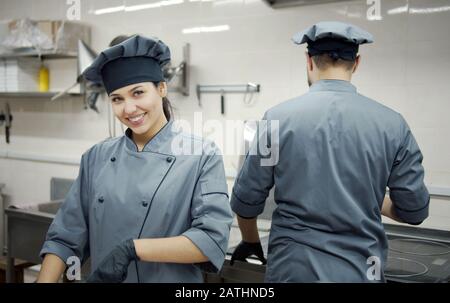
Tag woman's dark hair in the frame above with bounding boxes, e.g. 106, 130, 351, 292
109, 35, 131, 47
162, 96, 173, 121
152, 82, 173, 121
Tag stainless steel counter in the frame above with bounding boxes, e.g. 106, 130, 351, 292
216, 223, 450, 283
5, 197, 449, 283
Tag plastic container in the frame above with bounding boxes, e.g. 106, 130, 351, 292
38, 65, 49, 92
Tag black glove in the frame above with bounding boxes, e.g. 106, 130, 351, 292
86, 239, 138, 283
230, 241, 266, 265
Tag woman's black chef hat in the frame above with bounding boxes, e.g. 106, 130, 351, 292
82, 35, 171, 94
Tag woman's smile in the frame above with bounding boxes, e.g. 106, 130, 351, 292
126, 112, 147, 127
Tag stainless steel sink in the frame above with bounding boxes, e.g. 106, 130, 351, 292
5, 200, 63, 282
35, 200, 63, 215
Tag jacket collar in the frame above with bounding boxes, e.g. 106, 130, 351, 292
309, 79, 357, 93
124, 119, 175, 154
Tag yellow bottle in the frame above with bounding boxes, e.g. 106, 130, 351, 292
39, 65, 49, 92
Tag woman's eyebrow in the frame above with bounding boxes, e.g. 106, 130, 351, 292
109, 85, 142, 97
129, 85, 143, 92
109, 86, 143, 97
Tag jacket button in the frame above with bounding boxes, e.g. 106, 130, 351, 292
98, 197, 104, 203
142, 201, 148, 207
166, 157, 172, 163
110, 157, 116, 162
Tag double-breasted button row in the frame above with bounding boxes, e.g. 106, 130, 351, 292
98, 196, 148, 208
111, 156, 173, 163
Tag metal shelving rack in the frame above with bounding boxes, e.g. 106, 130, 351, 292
0, 49, 82, 99
0, 50, 77, 60
0, 92, 82, 98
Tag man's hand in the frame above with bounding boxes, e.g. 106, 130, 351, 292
230, 241, 266, 265
87, 239, 138, 283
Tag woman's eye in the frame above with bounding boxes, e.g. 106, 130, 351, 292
133, 90, 144, 96
111, 97, 122, 103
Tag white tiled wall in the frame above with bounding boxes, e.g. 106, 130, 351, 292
0, 0, 449, 229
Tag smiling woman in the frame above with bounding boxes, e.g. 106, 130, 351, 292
109, 82, 171, 151
36, 35, 233, 283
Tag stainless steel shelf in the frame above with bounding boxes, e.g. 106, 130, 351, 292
0, 92, 83, 98
0, 50, 77, 59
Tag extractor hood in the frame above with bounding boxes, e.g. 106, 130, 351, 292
263, 0, 352, 9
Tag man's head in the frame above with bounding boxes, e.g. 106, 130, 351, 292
292, 21, 373, 86
305, 52, 360, 86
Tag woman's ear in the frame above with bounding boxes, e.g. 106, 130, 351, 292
158, 82, 168, 98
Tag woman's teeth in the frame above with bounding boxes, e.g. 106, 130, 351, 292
129, 113, 145, 122
127, 113, 146, 125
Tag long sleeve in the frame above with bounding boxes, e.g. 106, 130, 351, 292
181, 147, 233, 272
39, 151, 91, 264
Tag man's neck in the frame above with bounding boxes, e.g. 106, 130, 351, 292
316, 69, 352, 82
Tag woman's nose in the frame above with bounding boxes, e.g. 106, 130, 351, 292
123, 100, 137, 114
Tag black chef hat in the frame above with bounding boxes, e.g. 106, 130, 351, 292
83, 35, 171, 94
292, 21, 373, 61
306, 37, 360, 61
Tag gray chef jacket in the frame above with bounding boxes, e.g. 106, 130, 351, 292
231, 79, 429, 282
40, 120, 233, 282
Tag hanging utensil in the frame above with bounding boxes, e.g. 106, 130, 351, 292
196, 83, 260, 114
0, 103, 13, 144
221, 90, 225, 115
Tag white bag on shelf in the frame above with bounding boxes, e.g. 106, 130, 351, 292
2, 18, 53, 51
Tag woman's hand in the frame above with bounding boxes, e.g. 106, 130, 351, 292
87, 239, 138, 283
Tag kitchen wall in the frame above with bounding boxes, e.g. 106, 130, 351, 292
0, 0, 449, 229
